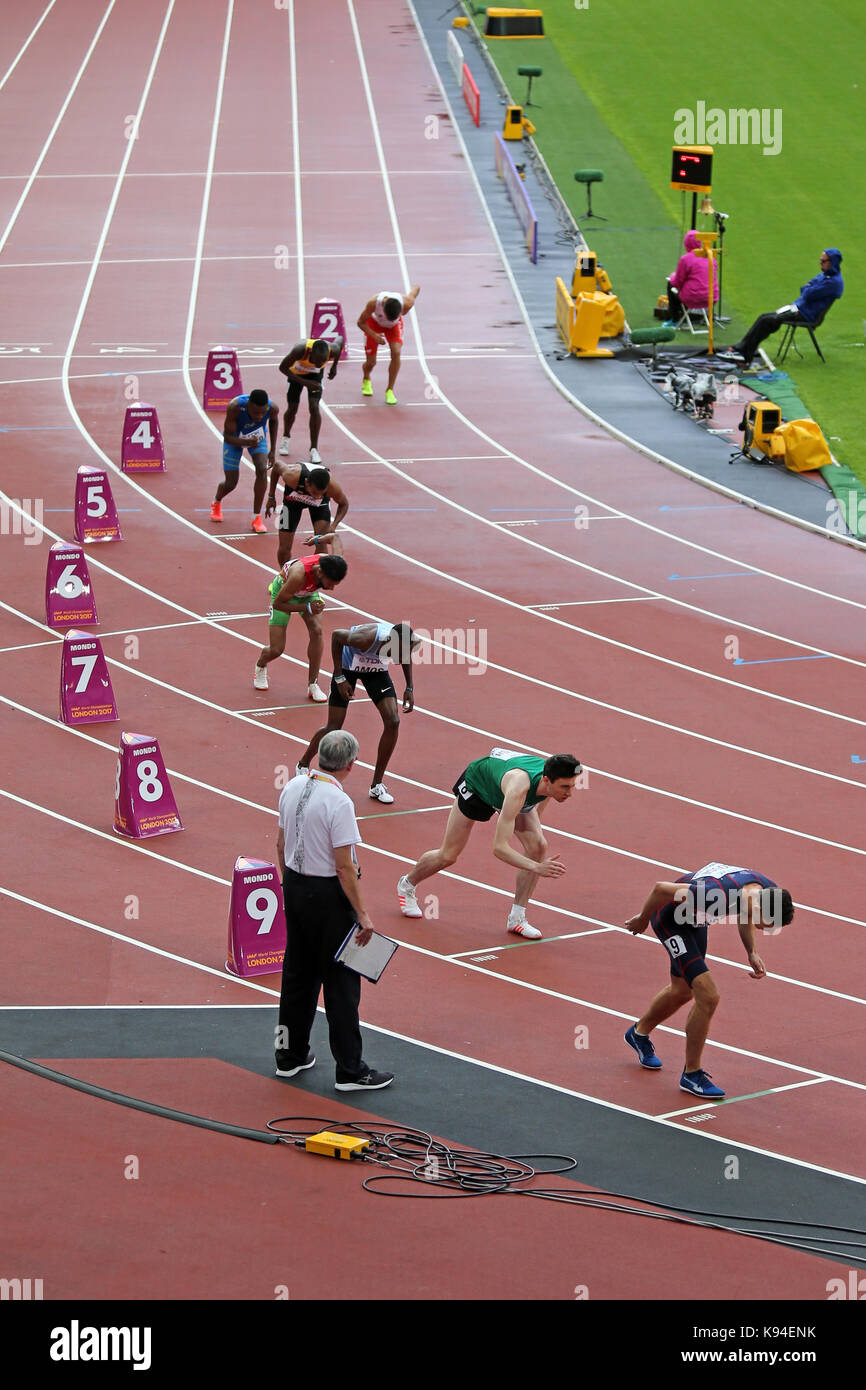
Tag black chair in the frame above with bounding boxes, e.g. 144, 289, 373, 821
777, 302, 834, 364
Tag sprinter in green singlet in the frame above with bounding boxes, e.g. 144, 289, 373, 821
397, 748, 581, 940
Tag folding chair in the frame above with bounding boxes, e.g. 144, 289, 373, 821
674, 303, 710, 335
777, 303, 832, 364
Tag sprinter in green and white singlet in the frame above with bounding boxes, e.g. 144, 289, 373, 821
397, 747, 582, 940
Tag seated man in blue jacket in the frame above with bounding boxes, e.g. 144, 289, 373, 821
724, 248, 843, 366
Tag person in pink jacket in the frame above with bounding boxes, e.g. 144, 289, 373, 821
666, 230, 719, 321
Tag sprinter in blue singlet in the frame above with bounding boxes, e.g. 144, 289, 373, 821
623, 863, 794, 1099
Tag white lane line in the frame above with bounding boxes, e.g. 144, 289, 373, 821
58, 0, 177, 456
0, 250, 502, 271
656, 1076, 830, 1120
0, 614, 263, 655
0, 2, 117, 258
529, 598, 658, 608
0, 787, 233, 888
0, 0, 58, 93
448, 926, 617, 957
179, 0, 235, 424
4, 881, 865, 1188
0, 887, 274, 994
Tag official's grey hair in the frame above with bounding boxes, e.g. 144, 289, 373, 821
318, 729, 359, 772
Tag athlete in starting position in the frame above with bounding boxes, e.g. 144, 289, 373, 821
624, 863, 795, 1098
266, 461, 349, 567
297, 621, 421, 804
277, 336, 342, 462
397, 749, 580, 939
357, 285, 420, 403
211, 389, 279, 533
254, 553, 347, 702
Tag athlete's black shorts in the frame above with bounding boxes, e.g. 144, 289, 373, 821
651, 905, 709, 985
279, 497, 332, 533
452, 769, 496, 822
329, 669, 397, 708
286, 371, 324, 407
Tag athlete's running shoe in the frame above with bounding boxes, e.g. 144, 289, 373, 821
278, 438, 291, 456
385, 389, 397, 405
397, 874, 422, 918
369, 783, 394, 804
361, 379, 373, 397
309, 447, 322, 464
210, 502, 223, 523
680, 1069, 725, 1099
508, 920, 542, 940
624, 1024, 662, 1069
253, 665, 268, 691
307, 682, 328, 703
251, 515, 266, 534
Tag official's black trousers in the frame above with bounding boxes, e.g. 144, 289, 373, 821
277, 868, 365, 1082
736, 309, 805, 362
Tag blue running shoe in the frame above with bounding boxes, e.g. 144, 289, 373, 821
624, 1024, 662, 1069
680, 1069, 725, 1099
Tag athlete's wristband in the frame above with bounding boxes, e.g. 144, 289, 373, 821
335, 675, 348, 685
405, 686, 413, 692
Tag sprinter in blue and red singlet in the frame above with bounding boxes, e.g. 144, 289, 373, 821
211, 389, 279, 533
624, 863, 795, 1098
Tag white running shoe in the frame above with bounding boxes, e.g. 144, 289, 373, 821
254, 665, 269, 690
397, 874, 423, 918
279, 438, 291, 456
309, 447, 322, 464
307, 682, 328, 703
507, 919, 542, 940
369, 783, 394, 804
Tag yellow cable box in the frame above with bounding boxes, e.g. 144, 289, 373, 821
305, 1130, 370, 1160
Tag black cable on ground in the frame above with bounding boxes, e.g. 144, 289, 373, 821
0, 1048, 279, 1145
267, 1115, 866, 1263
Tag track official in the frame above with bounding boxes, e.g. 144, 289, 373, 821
275, 730, 394, 1092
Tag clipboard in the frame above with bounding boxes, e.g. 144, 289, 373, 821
334, 926, 398, 983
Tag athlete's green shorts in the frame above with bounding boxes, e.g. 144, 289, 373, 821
267, 574, 322, 628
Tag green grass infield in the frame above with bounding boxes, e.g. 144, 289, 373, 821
467, 0, 865, 488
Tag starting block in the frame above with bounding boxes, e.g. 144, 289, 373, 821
45, 541, 98, 629
309, 300, 348, 360
60, 631, 118, 726
121, 403, 165, 473
226, 857, 287, 977
74, 466, 122, 543
113, 733, 183, 839
203, 346, 242, 411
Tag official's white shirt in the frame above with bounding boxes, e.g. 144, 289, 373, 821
278, 771, 361, 878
